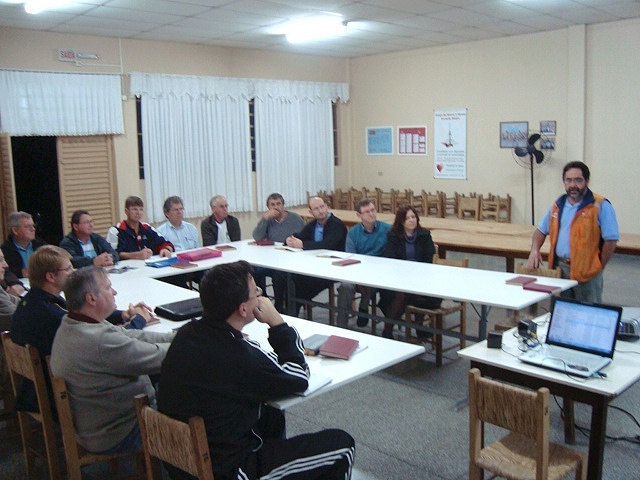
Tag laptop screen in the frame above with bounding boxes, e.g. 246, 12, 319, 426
546, 297, 622, 358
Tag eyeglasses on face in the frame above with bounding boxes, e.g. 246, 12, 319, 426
248, 286, 263, 300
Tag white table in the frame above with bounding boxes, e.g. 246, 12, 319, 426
458, 316, 640, 480
111, 275, 424, 410
110, 240, 577, 341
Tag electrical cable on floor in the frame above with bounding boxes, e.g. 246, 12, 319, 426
552, 395, 640, 445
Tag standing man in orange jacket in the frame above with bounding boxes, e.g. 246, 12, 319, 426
527, 161, 619, 303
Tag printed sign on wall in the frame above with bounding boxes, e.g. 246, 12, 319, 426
434, 109, 467, 179
398, 126, 427, 155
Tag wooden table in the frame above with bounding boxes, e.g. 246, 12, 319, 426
290, 207, 640, 272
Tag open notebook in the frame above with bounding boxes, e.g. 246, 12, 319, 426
519, 297, 622, 377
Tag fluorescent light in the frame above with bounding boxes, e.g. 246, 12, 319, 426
286, 17, 349, 44
24, 0, 72, 14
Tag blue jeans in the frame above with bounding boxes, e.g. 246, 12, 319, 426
98, 423, 142, 454
559, 263, 603, 304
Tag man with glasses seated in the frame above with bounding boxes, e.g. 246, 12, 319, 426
11, 246, 153, 414
337, 198, 390, 329
158, 260, 354, 480
156, 196, 201, 252
527, 161, 619, 303
1, 211, 47, 278
60, 210, 119, 268
285, 197, 347, 317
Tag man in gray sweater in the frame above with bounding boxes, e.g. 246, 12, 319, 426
251, 193, 304, 312
50, 266, 174, 454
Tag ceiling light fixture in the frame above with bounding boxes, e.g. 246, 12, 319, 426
285, 17, 349, 44
24, 0, 72, 14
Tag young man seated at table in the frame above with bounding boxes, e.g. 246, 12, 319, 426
285, 197, 347, 317
107, 196, 174, 260
60, 209, 119, 268
10, 246, 153, 413
158, 260, 354, 480
50, 266, 174, 455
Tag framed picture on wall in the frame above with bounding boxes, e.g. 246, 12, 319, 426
540, 120, 556, 136
366, 126, 394, 155
500, 121, 528, 148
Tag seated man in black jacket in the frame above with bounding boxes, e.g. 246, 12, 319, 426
158, 261, 354, 480
285, 197, 347, 316
1, 211, 47, 278
60, 210, 118, 268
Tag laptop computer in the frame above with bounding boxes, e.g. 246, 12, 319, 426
519, 297, 622, 377
154, 297, 203, 321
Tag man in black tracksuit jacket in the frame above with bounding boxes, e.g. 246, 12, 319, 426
158, 261, 354, 480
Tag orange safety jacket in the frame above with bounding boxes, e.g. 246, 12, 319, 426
548, 190, 605, 283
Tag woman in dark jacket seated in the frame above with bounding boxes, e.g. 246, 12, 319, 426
379, 205, 442, 339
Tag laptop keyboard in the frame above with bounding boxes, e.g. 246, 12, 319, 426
546, 347, 605, 370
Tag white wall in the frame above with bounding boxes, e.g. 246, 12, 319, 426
341, 20, 639, 233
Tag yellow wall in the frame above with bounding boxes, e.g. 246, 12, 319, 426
1, 19, 639, 233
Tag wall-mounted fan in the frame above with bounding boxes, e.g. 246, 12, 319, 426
512, 132, 553, 225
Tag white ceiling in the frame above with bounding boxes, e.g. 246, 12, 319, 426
1, 0, 639, 58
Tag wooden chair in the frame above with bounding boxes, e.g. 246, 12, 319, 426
332, 188, 350, 210
349, 187, 364, 210
424, 191, 443, 217
458, 195, 481, 221
468, 368, 586, 480
409, 190, 425, 215
375, 188, 393, 212
392, 189, 412, 212
441, 191, 458, 217
499, 193, 512, 223
0, 338, 18, 436
306, 284, 338, 325
1, 331, 61, 480
403, 255, 468, 366
362, 187, 377, 209
134, 394, 214, 480
480, 195, 500, 221
49, 374, 143, 480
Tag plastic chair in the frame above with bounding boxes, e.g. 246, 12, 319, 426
468, 368, 586, 480
134, 394, 214, 480
403, 255, 468, 366
49, 374, 143, 479
1, 331, 61, 480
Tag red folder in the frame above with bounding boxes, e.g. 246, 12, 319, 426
505, 276, 536, 286
332, 259, 361, 267
319, 335, 359, 360
523, 282, 561, 294
177, 248, 222, 262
